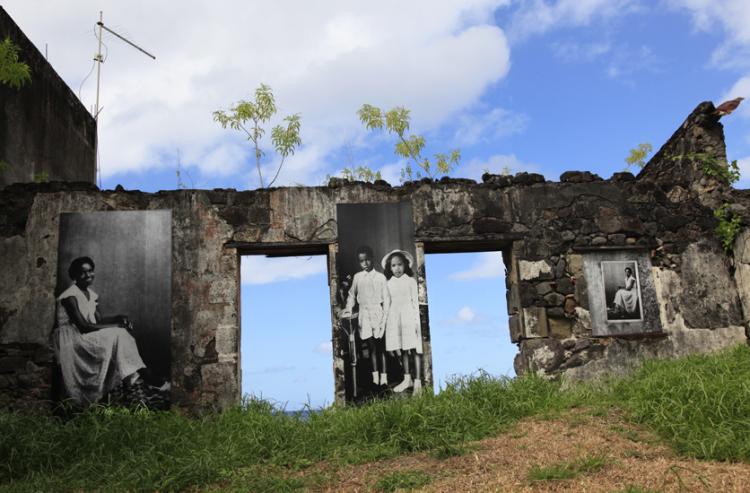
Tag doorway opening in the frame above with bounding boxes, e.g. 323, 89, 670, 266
424, 251, 516, 389
240, 254, 333, 410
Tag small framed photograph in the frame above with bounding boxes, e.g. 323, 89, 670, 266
583, 250, 661, 336
601, 260, 643, 322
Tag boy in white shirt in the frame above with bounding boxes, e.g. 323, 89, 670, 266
342, 246, 388, 386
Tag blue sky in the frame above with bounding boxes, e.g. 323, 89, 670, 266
7, 1, 750, 408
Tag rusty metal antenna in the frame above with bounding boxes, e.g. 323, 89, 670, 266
93, 11, 156, 187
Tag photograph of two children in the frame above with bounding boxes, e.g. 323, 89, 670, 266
335, 202, 429, 403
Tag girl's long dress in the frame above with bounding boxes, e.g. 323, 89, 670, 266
384, 275, 423, 353
53, 284, 145, 406
613, 276, 638, 315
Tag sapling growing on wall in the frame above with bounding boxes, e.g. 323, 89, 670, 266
358, 104, 460, 182
0, 37, 30, 89
213, 84, 301, 188
624, 143, 652, 171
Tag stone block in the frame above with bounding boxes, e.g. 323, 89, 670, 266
564, 295, 578, 315
560, 171, 601, 183
519, 260, 553, 281
549, 317, 573, 339
215, 324, 237, 356
611, 172, 635, 182
596, 207, 623, 234
547, 307, 565, 318
535, 282, 553, 296
554, 258, 567, 278
517, 338, 564, 376
512, 172, 545, 185
591, 236, 607, 246
555, 277, 574, 295
567, 254, 583, 278
509, 315, 522, 343
523, 307, 549, 338
544, 292, 566, 307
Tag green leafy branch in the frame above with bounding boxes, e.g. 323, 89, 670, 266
213, 84, 301, 188
358, 104, 460, 182
0, 37, 31, 89
670, 152, 740, 185
714, 203, 743, 253
624, 143, 652, 171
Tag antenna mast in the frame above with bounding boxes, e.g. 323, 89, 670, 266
92, 11, 156, 188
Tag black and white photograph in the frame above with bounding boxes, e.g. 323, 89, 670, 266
582, 250, 662, 337
335, 202, 428, 403
601, 260, 643, 322
54, 211, 172, 409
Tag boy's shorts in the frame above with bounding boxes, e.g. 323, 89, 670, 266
358, 305, 382, 339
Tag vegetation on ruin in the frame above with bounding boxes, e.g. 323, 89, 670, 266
670, 151, 741, 185
2, 345, 750, 492
358, 104, 461, 182
326, 165, 383, 184
624, 142, 652, 171
0, 37, 31, 90
715, 203, 744, 252
213, 84, 302, 188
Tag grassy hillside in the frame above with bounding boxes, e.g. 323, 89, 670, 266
1, 345, 749, 492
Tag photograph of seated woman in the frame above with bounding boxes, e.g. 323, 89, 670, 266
382, 250, 423, 395
608, 267, 641, 320
54, 256, 170, 408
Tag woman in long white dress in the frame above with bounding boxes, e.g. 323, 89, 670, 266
54, 256, 161, 406
612, 267, 639, 317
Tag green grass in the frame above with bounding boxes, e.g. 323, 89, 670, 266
373, 470, 432, 492
527, 454, 609, 481
0, 373, 569, 492
2, 345, 750, 492
606, 344, 750, 462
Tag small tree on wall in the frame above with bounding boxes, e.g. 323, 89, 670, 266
213, 84, 301, 188
358, 104, 460, 182
0, 37, 31, 89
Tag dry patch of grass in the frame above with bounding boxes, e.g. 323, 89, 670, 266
280, 408, 750, 492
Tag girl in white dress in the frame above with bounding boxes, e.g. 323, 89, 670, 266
382, 250, 423, 395
54, 256, 162, 406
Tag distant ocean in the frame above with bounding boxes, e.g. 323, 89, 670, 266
282, 409, 321, 420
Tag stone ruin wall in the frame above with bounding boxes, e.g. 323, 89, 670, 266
1, 102, 749, 413
0, 7, 97, 188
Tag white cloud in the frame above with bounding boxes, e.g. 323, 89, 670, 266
241, 255, 327, 285
453, 107, 529, 146
720, 76, 750, 119
735, 156, 750, 188
550, 40, 612, 62
457, 153, 540, 181
508, 0, 638, 41
449, 251, 505, 280
668, 0, 750, 147
440, 305, 486, 326
457, 306, 477, 323
3, 1, 513, 186
246, 365, 295, 375
314, 341, 333, 354
669, 0, 750, 46
605, 45, 659, 80
376, 160, 408, 186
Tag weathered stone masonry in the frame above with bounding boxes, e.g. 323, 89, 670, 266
1, 102, 749, 412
